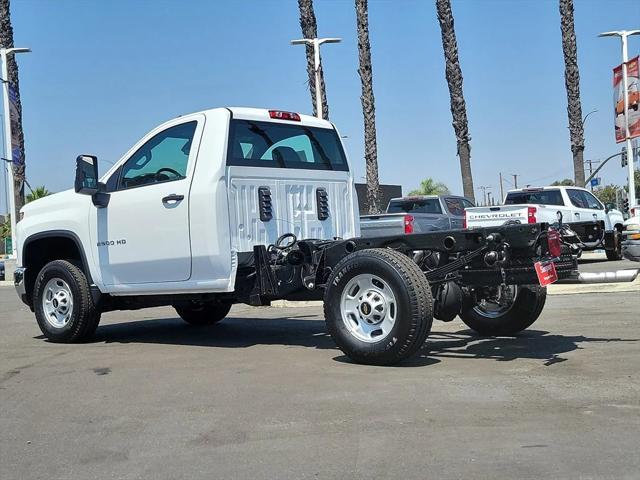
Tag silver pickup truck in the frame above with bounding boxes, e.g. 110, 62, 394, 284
360, 195, 474, 237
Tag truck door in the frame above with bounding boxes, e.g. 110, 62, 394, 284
90, 118, 202, 285
566, 189, 605, 225
225, 118, 358, 253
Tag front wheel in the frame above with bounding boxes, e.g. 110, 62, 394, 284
324, 249, 433, 366
33, 260, 101, 343
606, 230, 623, 261
174, 300, 232, 325
459, 285, 546, 336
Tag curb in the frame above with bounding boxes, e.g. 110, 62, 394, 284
547, 277, 640, 295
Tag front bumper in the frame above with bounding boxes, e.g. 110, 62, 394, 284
14, 267, 28, 305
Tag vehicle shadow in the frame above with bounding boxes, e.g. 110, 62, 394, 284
80, 315, 640, 368
412, 329, 640, 366
90, 315, 338, 351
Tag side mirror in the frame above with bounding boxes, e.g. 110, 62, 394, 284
75, 155, 99, 195
75, 155, 110, 208
605, 202, 615, 213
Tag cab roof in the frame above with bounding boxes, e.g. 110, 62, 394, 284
188, 107, 333, 129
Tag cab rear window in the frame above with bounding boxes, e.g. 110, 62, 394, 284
388, 199, 443, 214
227, 119, 348, 171
505, 190, 564, 206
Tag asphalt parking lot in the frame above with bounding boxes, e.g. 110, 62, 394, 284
1, 257, 639, 480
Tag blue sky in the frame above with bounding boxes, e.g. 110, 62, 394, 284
2, 0, 640, 212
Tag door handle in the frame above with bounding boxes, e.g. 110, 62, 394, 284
162, 194, 184, 204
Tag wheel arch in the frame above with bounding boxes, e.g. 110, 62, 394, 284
22, 230, 93, 307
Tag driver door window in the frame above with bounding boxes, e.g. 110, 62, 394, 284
119, 121, 197, 190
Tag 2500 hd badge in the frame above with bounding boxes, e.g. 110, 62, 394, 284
97, 239, 127, 247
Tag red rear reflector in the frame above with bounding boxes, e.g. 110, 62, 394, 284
404, 214, 414, 234
547, 229, 562, 258
269, 110, 301, 121
527, 206, 537, 224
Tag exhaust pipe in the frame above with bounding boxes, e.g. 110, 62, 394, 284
556, 269, 639, 284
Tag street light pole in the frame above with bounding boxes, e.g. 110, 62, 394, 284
291, 37, 341, 119
581, 109, 598, 128
599, 30, 640, 213
0, 47, 30, 258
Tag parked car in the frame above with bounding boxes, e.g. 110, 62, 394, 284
465, 186, 625, 260
359, 195, 474, 237
622, 215, 640, 262
0, 260, 4, 281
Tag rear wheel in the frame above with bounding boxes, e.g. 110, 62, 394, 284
174, 300, 232, 325
33, 260, 101, 343
324, 249, 433, 366
459, 285, 546, 336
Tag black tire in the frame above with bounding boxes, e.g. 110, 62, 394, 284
324, 248, 433, 366
459, 285, 547, 336
174, 300, 232, 325
33, 260, 101, 343
606, 230, 623, 261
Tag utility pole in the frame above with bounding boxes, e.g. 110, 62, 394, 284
599, 29, 640, 214
291, 37, 341, 119
584, 158, 602, 190
477, 185, 491, 206
512, 174, 519, 189
499, 172, 504, 201
1, 47, 31, 258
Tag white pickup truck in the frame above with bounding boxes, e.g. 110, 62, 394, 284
13, 108, 637, 365
465, 186, 625, 260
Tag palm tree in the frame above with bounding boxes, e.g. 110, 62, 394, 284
0, 0, 27, 213
355, 0, 380, 214
26, 185, 51, 203
435, 0, 475, 203
559, 0, 586, 187
409, 178, 451, 196
297, 0, 329, 120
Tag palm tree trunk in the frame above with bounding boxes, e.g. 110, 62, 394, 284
559, 0, 585, 187
0, 0, 26, 214
297, 0, 329, 120
436, 0, 475, 203
355, 0, 380, 214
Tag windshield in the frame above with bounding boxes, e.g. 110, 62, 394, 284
388, 198, 442, 214
504, 190, 564, 206
227, 119, 348, 171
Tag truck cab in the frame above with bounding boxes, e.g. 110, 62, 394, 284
16, 108, 359, 301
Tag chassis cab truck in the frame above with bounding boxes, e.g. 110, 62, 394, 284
14, 108, 636, 365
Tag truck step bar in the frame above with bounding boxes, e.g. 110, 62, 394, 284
556, 269, 639, 284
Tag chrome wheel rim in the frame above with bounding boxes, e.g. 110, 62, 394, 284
42, 278, 74, 328
340, 273, 397, 343
473, 285, 518, 319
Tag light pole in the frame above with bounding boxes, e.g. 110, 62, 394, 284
582, 109, 598, 127
1, 47, 30, 258
599, 30, 640, 213
291, 37, 341, 119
